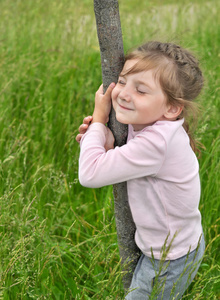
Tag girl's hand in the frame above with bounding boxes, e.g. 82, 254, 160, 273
92, 83, 115, 124
76, 116, 93, 143
75, 115, 115, 151
104, 127, 115, 151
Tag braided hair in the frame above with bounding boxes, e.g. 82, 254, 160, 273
124, 41, 204, 154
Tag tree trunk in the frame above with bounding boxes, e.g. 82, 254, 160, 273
94, 0, 141, 291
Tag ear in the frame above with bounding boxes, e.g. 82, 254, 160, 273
164, 105, 183, 120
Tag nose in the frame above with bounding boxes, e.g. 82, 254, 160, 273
119, 86, 131, 102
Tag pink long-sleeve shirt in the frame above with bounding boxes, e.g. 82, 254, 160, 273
79, 119, 202, 260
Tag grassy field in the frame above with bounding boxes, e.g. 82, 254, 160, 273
0, 0, 219, 299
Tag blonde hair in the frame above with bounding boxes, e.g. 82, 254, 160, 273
124, 41, 204, 154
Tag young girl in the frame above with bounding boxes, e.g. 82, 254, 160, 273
76, 41, 205, 299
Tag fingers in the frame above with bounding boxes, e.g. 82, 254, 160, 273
76, 116, 93, 143
83, 116, 93, 125
76, 83, 115, 145
76, 133, 83, 143
104, 82, 115, 97
78, 124, 88, 134
96, 83, 115, 96
78, 116, 92, 134
104, 127, 115, 151
97, 84, 104, 94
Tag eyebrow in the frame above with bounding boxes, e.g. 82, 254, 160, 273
119, 74, 155, 91
118, 73, 126, 78
137, 80, 154, 89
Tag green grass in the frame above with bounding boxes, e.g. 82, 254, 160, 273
0, 0, 219, 299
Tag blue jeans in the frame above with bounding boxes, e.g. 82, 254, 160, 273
125, 235, 205, 300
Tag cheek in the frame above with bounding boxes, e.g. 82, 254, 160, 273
111, 88, 117, 102
111, 85, 121, 101
112, 98, 117, 112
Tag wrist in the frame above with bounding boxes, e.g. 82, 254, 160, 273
92, 111, 108, 124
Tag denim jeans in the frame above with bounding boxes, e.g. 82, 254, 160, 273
125, 234, 205, 300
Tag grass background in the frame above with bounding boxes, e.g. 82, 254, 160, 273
0, 0, 219, 299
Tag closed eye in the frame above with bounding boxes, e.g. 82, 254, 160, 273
137, 89, 147, 94
118, 79, 126, 85
118, 76, 126, 85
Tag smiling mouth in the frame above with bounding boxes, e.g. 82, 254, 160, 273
118, 104, 133, 111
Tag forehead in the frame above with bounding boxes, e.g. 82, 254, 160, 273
122, 59, 140, 72
120, 59, 161, 86
121, 58, 162, 78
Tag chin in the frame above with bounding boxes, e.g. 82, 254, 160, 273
115, 116, 129, 125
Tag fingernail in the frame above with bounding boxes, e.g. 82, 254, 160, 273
110, 83, 115, 88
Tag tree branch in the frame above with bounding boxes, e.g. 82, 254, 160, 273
94, 0, 141, 290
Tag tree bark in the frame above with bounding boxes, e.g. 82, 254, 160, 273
94, 0, 141, 291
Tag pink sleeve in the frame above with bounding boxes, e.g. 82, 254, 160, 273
79, 123, 166, 188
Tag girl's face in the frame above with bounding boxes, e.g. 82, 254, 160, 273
112, 59, 170, 131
